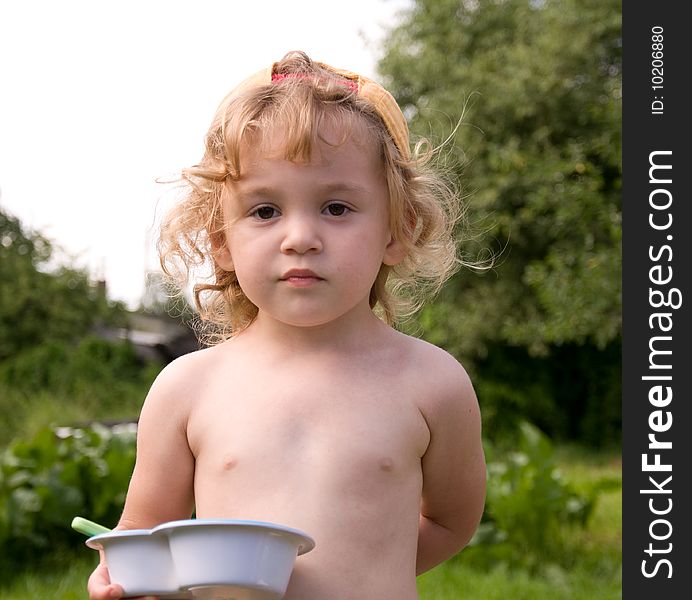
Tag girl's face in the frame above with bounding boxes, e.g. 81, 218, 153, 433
215, 120, 405, 329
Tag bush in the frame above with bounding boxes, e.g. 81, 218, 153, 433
0, 425, 136, 576
473, 341, 621, 446
0, 336, 160, 446
0, 336, 157, 398
466, 422, 595, 571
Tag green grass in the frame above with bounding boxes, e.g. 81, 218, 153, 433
0, 552, 97, 600
417, 561, 621, 599
0, 446, 622, 600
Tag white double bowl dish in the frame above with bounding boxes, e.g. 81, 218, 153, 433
86, 519, 315, 599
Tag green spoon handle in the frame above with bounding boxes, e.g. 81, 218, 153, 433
71, 516, 111, 537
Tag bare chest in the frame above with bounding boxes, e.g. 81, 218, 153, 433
187, 365, 429, 515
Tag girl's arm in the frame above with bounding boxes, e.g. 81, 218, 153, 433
416, 353, 486, 575
87, 359, 197, 599
117, 358, 196, 528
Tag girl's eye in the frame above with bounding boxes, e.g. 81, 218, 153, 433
324, 203, 349, 217
253, 206, 278, 220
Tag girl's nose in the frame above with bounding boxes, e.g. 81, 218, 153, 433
279, 215, 323, 255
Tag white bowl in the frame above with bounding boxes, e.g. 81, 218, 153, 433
152, 519, 315, 600
86, 529, 189, 598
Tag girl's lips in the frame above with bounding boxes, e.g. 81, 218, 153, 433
281, 269, 324, 286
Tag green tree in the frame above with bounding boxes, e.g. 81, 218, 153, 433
380, 0, 621, 358
0, 207, 126, 360
379, 0, 621, 443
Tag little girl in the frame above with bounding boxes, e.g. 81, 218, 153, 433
89, 50, 485, 600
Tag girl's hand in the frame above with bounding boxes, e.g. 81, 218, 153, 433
87, 562, 161, 600
87, 562, 124, 599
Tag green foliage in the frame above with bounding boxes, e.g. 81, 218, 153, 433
0, 335, 153, 396
467, 422, 595, 571
0, 425, 136, 576
380, 0, 621, 358
0, 208, 127, 361
473, 340, 621, 446
0, 336, 161, 446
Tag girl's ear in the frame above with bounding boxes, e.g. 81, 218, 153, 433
382, 237, 407, 266
210, 231, 234, 271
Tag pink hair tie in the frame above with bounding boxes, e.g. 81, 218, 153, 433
271, 73, 308, 83
271, 72, 358, 93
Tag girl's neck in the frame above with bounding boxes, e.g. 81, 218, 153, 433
241, 304, 393, 357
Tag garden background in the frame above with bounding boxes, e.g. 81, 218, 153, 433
0, 0, 621, 597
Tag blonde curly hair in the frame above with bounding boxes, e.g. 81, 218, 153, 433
158, 51, 463, 343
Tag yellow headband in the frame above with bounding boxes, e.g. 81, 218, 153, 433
231, 61, 411, 161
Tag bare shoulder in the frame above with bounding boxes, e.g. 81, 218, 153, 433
392, 331, 477, 418
151, 344, 222, 386
141, 342, 233, 415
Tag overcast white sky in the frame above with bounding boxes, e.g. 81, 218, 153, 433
0, 0, 408, 307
